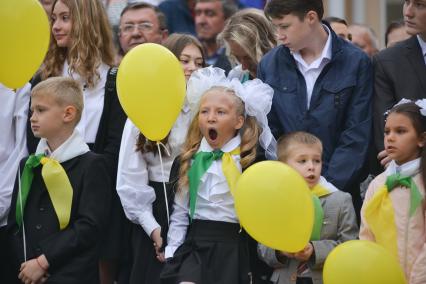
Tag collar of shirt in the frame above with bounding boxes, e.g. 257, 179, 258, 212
416, 35, 426, 64
198, 134, 241, 153
386, 158, 420, 177
292, 24, 332, 70
36, 129, 90, 163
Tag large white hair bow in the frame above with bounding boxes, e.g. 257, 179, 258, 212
186, 66, 277, 159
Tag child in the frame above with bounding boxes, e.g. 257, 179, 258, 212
160, 66, 276, 284
258, 132, 358, 284
116, 33, 205, 284
360, 100, 426, 284
28, 1, 127, 281
6, 77, 111, 283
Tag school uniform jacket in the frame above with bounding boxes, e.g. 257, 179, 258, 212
6, 152, 111, 284
258, 190, 358, 284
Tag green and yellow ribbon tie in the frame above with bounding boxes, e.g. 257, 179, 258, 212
16, 154, 73, 230
309, 184, 332, 241
188, 147, 240, 220
364, 173, 423, 258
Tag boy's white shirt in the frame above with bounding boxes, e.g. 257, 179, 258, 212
35, 129, 90, 162
61, 60, 108, 144
165, 135, 242, 258
116, 104, 191, 237
385, 158, 420, 177
317, 176, 338, 194
0, 83, 31, 227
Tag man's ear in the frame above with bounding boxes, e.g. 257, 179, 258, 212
63, 105, 77, 123
161, 29, 169, 42
305, 10, 318, 24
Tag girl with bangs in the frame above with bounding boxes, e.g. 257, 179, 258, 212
117, 33, 205, 284
27, 0, 127, 283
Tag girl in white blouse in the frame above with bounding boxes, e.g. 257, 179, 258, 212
116, 34, 205, 284
160, 67, 276, 284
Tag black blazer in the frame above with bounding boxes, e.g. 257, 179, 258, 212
6, 152, 111, 284
373, 36, 426, 151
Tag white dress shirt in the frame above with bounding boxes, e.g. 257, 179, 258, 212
61, 61, 108, 143
417, 35, 426, 65
165, 135, 242, 258
116, 105, 191, 237
292, 25, 332, 109
0, 83, 30, 227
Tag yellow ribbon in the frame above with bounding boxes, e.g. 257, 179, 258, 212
40, 157, 73, 230
221, 148, 241, 196
364, 185, 399, 258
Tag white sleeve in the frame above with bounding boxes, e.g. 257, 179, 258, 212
116, 119, 160, 237
0, 83, 30, 226
165, 190, 189, 258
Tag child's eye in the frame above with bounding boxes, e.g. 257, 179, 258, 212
384, 129, 390, 135
298, 159, 306, 164
314, 159, 321, 164
180, 59, 189, 64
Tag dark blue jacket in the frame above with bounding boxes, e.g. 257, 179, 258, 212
159, 0, 196, 36
257, 27, 373, 193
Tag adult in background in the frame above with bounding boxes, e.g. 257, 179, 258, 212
195, 0, 238, 73
373, 0, 426, 171
324, 16, 352, 41
117, 2, 168, 62
385, 20, 411, 48
218, 8, 276, 80
348, 23, 379, 57
26, 0, 127, 283
258, 0, 373, 216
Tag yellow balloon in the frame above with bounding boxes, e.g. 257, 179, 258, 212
0, 0, 50, 89
323, 240, 406, 284
234, 161, 314, 252
117, 43, 186, 141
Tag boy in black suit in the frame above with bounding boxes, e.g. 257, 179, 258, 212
6, 77, 111, 283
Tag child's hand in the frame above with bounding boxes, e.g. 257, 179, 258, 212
151, 227, 164, 262
18, 257, 48, 283
277, 251, 295, 258
378, 150, 391, 168
293, 243, 314, 262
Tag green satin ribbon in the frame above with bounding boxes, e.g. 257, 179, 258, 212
16, 154, 44, 228
188, 148, 240, 220
16, 154, 73, 230
386, 173, 422, 216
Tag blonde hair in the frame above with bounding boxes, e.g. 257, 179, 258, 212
277, 131, 322, 162
178, 86, 260, 191
218, 8, 276, 68
32, 77, 84, 124
41, 0, 115, 88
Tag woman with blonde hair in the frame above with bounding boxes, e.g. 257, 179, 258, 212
27, 0, 126, 283
219, 8, 276, 80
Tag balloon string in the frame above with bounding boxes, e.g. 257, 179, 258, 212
156, 142, 170, 226
18, 167, 27, 262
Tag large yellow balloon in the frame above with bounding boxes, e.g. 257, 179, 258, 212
0, 0, 50, 89
234, 161, 314, 252
117, 43, 186, 141
323, 240, 406, 284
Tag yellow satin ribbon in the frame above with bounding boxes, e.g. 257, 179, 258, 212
222, 148, 241, 196
40, 157, 73, 230
364, 185, 399, 258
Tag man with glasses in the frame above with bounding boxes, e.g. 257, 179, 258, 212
118, 2, 168, 56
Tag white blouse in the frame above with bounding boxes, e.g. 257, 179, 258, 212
165, 135, 242, 258
61, 61, 109, 143
0, 83, 31, 227
116, 105, 191, 237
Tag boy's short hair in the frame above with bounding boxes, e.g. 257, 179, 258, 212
32, 77, 83, 124
277, 131, 322, 161
264, 0, 324, 21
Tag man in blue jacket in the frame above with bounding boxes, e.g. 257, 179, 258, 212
258, 0, 373, 214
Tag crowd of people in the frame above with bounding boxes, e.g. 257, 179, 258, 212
0, 0, 426, 283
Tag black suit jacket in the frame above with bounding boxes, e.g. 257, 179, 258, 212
373, 36, 426, 151
6, 152, 111, 284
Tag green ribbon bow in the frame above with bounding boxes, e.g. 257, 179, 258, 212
386, 173, 423, 216
188, 150, 224, 220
